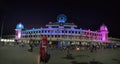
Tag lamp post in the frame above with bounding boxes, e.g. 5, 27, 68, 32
0, 16, 4, 43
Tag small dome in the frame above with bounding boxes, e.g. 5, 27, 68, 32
100, 24, 108, 31
16, 23, 24, 29
57, 14, 67, 23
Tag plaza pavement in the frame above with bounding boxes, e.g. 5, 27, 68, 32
0, 45, 120, 64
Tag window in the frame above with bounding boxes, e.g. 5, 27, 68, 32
52, 35, 53, 37
72, 31, 74, 33
45, 30, 47, 33
58, 35, 60, 37
55, 35, 57, 37
65, 31, 67, 33
62, 30, 64, 33
75, 31, 77, 34
48, 35, 49, 37
69, 31, 71, 33
48, 30, 50, 33
41, 30, 43, 33
52, 26, 58, 28
64, 26, 71, 28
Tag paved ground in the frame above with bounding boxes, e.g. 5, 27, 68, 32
0, 45, 120, 64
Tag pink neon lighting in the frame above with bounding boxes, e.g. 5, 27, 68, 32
15, 29, 22, 39
100, 24, 108, 42
18, 32, 21, 39
100, 24, 108, 31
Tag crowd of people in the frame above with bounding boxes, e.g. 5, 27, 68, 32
0, 40, 120, 64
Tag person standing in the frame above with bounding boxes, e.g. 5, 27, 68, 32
28, 39, 34, 52
39, 36, 50, 63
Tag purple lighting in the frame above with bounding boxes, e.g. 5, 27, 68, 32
15, 14, 109, 44
100, 24, 108, 31
100, 24, 108, 42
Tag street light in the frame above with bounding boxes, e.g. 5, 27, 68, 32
0, 16, 4, 43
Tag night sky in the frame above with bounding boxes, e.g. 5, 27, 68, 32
0, 0, 119, 38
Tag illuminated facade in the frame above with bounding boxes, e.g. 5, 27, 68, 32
15, 23, 24, 40
15, 14, 109, 46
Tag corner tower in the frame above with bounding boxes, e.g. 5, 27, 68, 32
15, 23, 24, 40
100, 24, 109, 42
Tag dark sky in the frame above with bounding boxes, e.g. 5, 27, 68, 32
0, 0, 119, 38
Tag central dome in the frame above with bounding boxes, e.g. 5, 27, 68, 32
57, 14, 67, 23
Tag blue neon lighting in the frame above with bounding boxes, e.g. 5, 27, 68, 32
57, 14, 67, 23
16, 23, 24, 29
